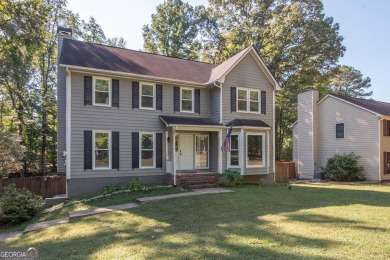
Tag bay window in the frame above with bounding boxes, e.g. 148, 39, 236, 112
246, 133, 264, 167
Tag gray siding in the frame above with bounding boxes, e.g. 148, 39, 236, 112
70, 72, 211, 179
318, 96, 379, 181
221, 53, 275, 175
57, 34, 71, 173
210, 87, 221, 122
296, 91, 319, 179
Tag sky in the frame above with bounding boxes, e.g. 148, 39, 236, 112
67, 0, 390, 102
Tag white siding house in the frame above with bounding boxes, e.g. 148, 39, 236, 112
293, 90, 390, 182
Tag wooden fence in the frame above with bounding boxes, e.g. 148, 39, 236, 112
275, 162, 296, 183
0, 175, 66, 198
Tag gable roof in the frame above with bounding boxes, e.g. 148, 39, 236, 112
208, 46, 282, 90
60, 39, 216, 85
321, 94, 390, 116
60, 39, 281, 90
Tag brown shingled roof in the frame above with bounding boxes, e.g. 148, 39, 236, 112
330, 94, 390, 116
60, 38, 217, 84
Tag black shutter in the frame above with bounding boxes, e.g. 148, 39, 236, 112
156, 133, 163, 168
132, 132, 139, 169
132, 81, 139, 108
261, 91, 266, 114
231, 87, 236, 112
84, 131, 92, 170
84, 76, 92, 105
384, 120, 388, 136
112, 132, 119, 169
195, 89, 200, 114
112, 79, 119, 107
156, 85, 163, 111
174, 87, 180, 112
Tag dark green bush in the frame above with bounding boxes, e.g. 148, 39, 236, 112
221, 169, 243, 187
322, 153, 364, 181
0, 185, 43, 225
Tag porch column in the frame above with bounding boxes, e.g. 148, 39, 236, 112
218, 129, 223, 173
267, 129, 270, 174
172, 128, 176, 186
240, 128, 244, 175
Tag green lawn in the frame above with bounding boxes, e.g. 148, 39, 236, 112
0, 187, 183, 234
1, 184, 390, 259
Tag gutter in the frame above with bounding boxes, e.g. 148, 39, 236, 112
60, 64, 207, 88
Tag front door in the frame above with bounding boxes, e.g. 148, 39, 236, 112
178, 134, 194, 170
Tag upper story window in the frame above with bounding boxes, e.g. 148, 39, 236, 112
93, 77, 111, 106
237, 88, 260, 113
336, 123, 344, 138
180, 87, 194, 113
140, 82, 155, 110
384, 120, 390, 136
93, 130, 111, 170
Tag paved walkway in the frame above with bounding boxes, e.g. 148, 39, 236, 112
0, 188, 232, 242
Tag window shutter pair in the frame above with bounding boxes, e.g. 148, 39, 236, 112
132, 132, 163, 169
174, 87, 200, 113
84, 131, 120, 170
84, 76, 119, 107
132, 81, 163, 110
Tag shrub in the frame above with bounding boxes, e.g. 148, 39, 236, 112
322, 153, 364, 181
221, 169, 243, 187
0, 185, 43, 225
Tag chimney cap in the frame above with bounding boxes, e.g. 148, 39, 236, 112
57, 26, 73, 36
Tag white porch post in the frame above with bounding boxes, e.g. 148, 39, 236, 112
218, 129, 223, 174
267, 129, 270, 174
172, 128, 177, 186
240, 128, 244, 175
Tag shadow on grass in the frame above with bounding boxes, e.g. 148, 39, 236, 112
1, 185, 390, 259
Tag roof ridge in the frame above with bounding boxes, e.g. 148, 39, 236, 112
63, 38, 217, 67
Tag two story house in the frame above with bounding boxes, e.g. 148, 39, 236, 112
57, 27, 281, 197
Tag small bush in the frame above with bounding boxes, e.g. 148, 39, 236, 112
322, 153, 364, 181
0, 185, 43, 225
221, 169, 243, 187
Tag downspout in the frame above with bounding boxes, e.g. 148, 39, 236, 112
378, 115, 383, 182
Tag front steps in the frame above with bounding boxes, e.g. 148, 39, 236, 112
166, 172, 219, 189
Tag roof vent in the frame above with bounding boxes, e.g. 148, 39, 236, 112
57, 26, 73, 36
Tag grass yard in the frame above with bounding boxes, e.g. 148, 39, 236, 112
1, 184, 390, 259
0, 187, 183, 234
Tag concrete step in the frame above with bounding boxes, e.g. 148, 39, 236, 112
185, 184, 218, 189
182, 180, 218, 185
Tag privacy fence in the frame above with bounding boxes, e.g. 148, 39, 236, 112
0, 175, 66, 198
275, 162, 296, 183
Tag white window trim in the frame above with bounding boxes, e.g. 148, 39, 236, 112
92, 76, 112, 107
180, 87, 194, 113
228, 134, 241, 168
246, 132, 265, 168
195, 134, 210, 169
139, 132, 156, 169
139, 82, 156, 110
236, 87, 261, 114
92, 130, 111, 170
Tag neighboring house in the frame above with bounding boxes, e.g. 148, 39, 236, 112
56, 27, 281, 197
293, 90, 390, 182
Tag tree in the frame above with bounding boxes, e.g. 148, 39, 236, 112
325, 65, 372, 97
143, 0, 201, 60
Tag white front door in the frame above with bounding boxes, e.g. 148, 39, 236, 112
178, 134, 194, 170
